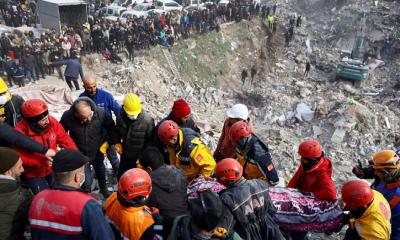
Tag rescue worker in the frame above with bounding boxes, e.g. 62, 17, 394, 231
80, 74, 122, 175
51, 51, 84, 91
341, 179, 391, 240
139, 146, 189, 238
0, 78, 24, 127
369, 150, 400, 239
215, 158, 285, 240
116, 93, 155, 179
228, 121, 279, 186
104, 168, 163, 240
0, 147, 31, 240
288, 140, 337, 201
214, 103, 254, 161
29, 149, 115, 239
60, 97, 120, 198
14, 99, 77, 194
157, 120, 216, 181
159, 98, 200, 133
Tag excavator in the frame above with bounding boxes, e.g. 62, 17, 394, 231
336, 10, 370, 87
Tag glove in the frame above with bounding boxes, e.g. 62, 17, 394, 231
99, 142, 108, 154
115, 143, 123, 155
212, 227, 228, 238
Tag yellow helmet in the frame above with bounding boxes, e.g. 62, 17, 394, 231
123, 93, 142, 116
0, 78, 8, 94
372, 150, 400, 169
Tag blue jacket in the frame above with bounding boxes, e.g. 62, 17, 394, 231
80, 89, 121, 119
53, 59, 84, 80
30, 184, 115, 240
375, 181, 400, 240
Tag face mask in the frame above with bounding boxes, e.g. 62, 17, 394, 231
0, 94, 8, 105
79, 172, 85, 187
127, 114, 138, 120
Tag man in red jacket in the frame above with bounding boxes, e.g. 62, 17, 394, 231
14, 99, 77, 194
286, 139, 336, 240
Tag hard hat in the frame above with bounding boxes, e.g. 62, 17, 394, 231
229, 121, 251, 143
21, 99, 48, 118
372, 150, 400, 169
341, 180, 373, 211
215, 158, 243, 184
118, 168, 152, 201
226, 104, 249, 120
0, 78, 8, 94
157, 120, 179, 144
123, 93, 142, 116
298, 140, 323, 159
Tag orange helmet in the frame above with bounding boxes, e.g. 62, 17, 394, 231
118, 168, 152, 201
157, 120, 179, 144
372, 150, 400, 169
229, 121, 251, 143
21, 99, 48, 118
215, 158, 243, 184
298, 140, 323, 159
341, 180, 373, 211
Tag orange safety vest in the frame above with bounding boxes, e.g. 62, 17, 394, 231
104, 192, 154, 240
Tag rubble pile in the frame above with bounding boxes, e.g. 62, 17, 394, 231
83, 0, 399, 196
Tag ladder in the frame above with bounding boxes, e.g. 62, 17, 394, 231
163, 48, 182, 81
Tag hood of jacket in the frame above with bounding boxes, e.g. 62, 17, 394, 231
0, 178, 19, 211
150, 165, 183, 193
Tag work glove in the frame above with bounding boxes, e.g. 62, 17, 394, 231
115, 143, 123, 155
99, 142, 108, 154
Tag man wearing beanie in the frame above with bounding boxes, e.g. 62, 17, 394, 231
0, 147, 32, 240
28, 149, 115, 240
159, 98, 200, 133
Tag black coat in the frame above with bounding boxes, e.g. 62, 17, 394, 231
3, 95, 24, 127
0, 178, 33, 240
0, 121, 48, 153
116, 110, 155, 162
147, 165, 189, 236
60, 97, 119, 161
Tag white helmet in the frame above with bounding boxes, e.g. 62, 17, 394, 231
226, 104, 249, 120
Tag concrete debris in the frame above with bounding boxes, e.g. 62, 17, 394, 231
295, 103, 315, 122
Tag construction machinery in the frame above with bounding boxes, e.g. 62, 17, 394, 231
336, 10, 370, 87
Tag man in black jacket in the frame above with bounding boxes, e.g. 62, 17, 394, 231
0, 147, 32, 240
116, 93, 155, 179
60, 97, 119, 198
139, 146, 189, 238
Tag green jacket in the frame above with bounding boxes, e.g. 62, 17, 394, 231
0, 177, 33, 240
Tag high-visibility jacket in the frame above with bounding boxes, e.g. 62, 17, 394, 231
375, 181, 400, 240
104, 192, 155, 240
167, 128, 216, 181
29, 188, 94, 238
349, 190, 391, 240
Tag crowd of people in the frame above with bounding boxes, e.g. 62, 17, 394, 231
0, 70, 400, 240
0, 0, 285, 87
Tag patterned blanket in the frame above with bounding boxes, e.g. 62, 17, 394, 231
269, 187, 344, 232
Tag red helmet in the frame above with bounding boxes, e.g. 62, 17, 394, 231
21, 99, 48, 118
158, 120, 179, 144
118, 168, 152, 201
341, 180, 374, 211
298, 140, 323, 158
229, 121, 251, 143
215, 158, 243, 184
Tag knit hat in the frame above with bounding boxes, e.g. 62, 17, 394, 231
190, 191, 223, 231
172, 99, 191, 120
0, 147, 20, 174
53, 149, 89, 173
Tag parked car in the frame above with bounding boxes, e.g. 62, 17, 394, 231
96, 6, 127, 17
155, 0, 183, 12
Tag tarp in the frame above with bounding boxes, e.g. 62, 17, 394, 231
10, 85, 73, 120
